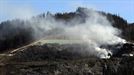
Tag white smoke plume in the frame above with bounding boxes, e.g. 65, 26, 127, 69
26, 8, 126, 59
0, 7, 126, 59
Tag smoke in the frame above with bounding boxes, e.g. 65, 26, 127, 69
26, 8, 126, 59
0, 7, 126, 59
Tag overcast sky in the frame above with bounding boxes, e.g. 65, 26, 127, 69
0, 0, 134, 23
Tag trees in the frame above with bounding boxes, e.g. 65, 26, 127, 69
0, 19, 33, 52
0, 7, 133, 52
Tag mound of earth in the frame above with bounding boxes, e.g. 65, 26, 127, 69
0, 40, 134, 75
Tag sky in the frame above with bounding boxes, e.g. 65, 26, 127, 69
0, 0, 134, 23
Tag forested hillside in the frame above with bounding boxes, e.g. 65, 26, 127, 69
0, 7, 133, 52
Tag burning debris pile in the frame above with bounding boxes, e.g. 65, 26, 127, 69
100, 42, 134, 57
115, 42, 134, 57
6, 40, 134, 62
0, 41, 134, 75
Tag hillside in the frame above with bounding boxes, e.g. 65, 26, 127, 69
0, 7, 134, 75
0, 7, 133, 52
0, 39, 134, 75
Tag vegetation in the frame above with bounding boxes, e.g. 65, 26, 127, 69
0, 7, 133, 52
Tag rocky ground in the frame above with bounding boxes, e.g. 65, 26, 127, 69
0, 41, 134, 75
